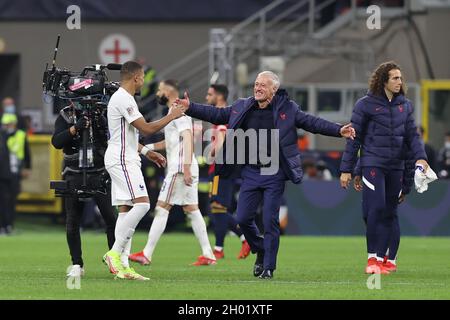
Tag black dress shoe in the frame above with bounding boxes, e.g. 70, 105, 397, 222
253, 252, 264, 277
258, 269, 273, 279
253, 263, 264, 277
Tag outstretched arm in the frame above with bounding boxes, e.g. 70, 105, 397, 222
295, 108, 355, 139
175, 92, 232, 125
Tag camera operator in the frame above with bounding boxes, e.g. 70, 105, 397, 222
51, 102, 116, 277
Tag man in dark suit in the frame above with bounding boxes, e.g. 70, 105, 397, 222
176, 71, 355, 279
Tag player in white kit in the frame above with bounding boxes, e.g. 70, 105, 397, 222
102, 62, 184, 280
129, 80, 216, 266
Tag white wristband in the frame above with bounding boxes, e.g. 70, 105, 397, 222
140, 146, 150, 156
145, 144, 155, 151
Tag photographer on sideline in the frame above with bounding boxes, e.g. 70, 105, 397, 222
51, 102, 116, 278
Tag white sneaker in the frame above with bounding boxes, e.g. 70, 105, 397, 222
66, 264, 85, 277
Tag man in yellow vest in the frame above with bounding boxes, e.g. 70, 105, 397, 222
0, 114, 31, 235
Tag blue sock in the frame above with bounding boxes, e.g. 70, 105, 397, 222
212, 213, 228, 248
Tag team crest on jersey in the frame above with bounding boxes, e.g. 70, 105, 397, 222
280, 112, 286, 120
139, 184, 144, 191
398, 105, 404, 112
370, 169, 376, 177
127, 107, 134, 115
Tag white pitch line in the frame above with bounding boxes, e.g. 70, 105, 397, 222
1, 276, 446, 287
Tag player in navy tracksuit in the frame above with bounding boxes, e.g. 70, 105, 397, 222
176, 71, 355, 279
353, 144, 414, 272
340, 61, 429, 274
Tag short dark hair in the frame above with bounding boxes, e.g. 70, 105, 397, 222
210, 84, 229, 101
369, 61, 406, 97
120, 61, 143, 80
446, 131, 450, 137
162, 79, 180, 92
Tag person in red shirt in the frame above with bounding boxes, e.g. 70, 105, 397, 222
206, 84, 250, 260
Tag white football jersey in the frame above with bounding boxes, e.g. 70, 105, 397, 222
164, 115, 199, 175
104, 87, 143, 168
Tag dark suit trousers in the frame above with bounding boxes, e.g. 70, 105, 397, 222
236, 165, 286, 270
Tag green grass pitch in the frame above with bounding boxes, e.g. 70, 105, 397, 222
1, 226, 449, 300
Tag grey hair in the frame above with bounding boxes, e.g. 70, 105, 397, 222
258, 71, 280, 90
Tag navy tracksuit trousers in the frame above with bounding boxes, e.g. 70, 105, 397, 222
362, 196, 401, 261
236, 165, 286, 271
362, 167, 402, 259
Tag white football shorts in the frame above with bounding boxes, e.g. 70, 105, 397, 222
158, 173, 198, 206
107, 163, 148, 206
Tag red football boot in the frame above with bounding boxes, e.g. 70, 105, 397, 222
365, 257, 390, 275
128, 251, 151, 266
213, 249, 225, 259
191, 255, 217, 266
383, 261, 397, 272
237, 240, 251, 259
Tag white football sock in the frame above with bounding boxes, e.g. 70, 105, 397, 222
115, 212, 127, 239
188, 210, 215, 260
115, 213, 131, 267
240, 235, 246, 242
143, 206, 169, 259
387, 259, 397, 265
112, 212, 127, 254
111, 203, 150, 253
114, 212, 131, 268
214, 246, 223, 252
121, 238, 132, 268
